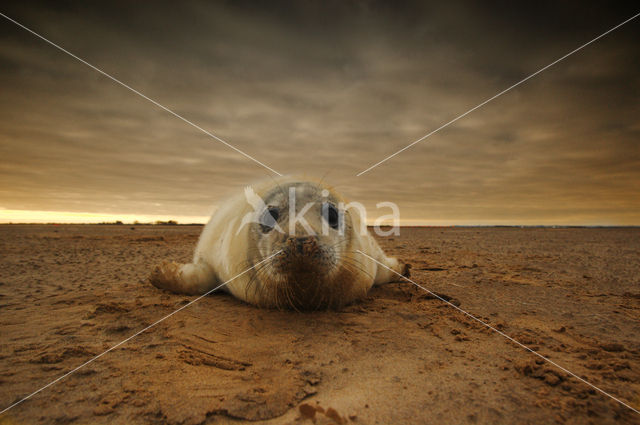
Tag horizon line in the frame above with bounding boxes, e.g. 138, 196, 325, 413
0, 209, 636, 227
1, 222, 638, 229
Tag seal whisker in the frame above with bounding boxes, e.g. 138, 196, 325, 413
340, 256, 375, 280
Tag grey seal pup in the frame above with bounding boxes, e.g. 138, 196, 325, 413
150, 177, 409, 310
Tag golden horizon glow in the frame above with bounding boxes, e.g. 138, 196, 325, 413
0, 209, 210, 224
0, 209, 628, 227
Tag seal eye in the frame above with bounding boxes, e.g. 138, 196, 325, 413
323, 203, 340, 230
260, 207, 279, 232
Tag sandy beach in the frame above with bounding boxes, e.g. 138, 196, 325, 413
0, 224, 638, 424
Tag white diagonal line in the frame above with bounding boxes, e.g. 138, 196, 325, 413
0, 250, 282, 415
0, 12, 282, 177
356, 249, 640, 415
357, 12, 640, 176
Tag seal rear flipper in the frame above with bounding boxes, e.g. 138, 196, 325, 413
373, 257, 411, 285
149, 261, 219, 295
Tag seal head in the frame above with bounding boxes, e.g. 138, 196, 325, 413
245, 181, 368, 310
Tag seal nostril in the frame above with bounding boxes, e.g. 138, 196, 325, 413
288, 236, 316, 255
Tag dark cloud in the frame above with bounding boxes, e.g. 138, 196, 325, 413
0, 1, 638, 224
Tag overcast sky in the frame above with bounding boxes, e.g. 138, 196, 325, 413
1, 1, 638, 224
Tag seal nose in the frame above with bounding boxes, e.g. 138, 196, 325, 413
287, 236, 317, 256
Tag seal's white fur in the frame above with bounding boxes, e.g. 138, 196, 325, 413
150, 177, 407, 308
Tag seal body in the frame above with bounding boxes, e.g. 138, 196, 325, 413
150, 177, 409, 310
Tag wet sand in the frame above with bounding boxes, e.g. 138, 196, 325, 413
0, 225, 639, 424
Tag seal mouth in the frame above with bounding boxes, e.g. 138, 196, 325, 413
262, 236, 344, 310
272, 236, 335, 276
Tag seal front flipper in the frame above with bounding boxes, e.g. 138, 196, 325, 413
149, 260, 219, 295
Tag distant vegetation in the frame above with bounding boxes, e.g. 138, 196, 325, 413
93, 220, 201, 226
